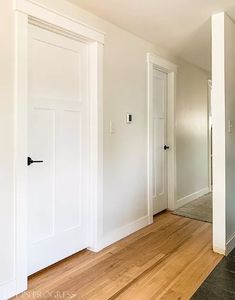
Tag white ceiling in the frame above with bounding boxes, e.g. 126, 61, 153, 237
68, 0, 235, 71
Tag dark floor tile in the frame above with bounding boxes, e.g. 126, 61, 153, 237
218, 255, 235, 272
229, 248, 235, 258
192, 248, 235, 299
205, 269, 235, 293
191, 282, 235, 300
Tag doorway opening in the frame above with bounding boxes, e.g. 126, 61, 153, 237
147, 53, 213, 226
172, 78, 213, 224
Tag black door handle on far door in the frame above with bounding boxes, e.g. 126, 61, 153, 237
164, 145, 170, 150
27, 157, 43, 166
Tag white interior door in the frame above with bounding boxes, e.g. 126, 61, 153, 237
152, 68, 168, 215
28, 24, 89, 275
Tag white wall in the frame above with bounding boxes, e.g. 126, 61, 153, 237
211, 13, 226, 254
0, 0, 210, 297
212, 12, 235, 254
176, 59, 210, 204
0, 1, 16, 298
225, 14, 235, 249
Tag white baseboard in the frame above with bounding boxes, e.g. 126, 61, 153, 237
100, 215, 150, 250
213, 246, 225, 255
175, 187, 210, 209
226, 232, 235, 256
0, 279, 16, 300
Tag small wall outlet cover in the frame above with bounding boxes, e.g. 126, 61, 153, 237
126, 113, 132, 124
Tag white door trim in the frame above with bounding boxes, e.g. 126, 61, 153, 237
147, 53, 177, 223
208, 79, 213, 192
14, 0, 104, 297
14, 0, 105, 43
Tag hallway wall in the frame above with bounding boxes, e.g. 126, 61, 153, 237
176, 59, 210, 206
0, 0, 15, 296
212, 12, 235, 254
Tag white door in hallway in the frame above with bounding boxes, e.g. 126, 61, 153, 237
28, 24, 89, 275
152, 69, 168, 215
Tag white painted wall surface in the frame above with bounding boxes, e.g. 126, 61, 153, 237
224, 14, 235, 248
211, 13, 226, 254
0, 0, 15, 293
212, 12, 235, 254
176, 60, 210, 202
0, 0, 210, 297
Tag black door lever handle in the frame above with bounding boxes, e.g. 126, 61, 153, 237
27, 157, 43, 166
164, 145, 170, 150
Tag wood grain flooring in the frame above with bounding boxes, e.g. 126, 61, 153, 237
14, 212, 222, 300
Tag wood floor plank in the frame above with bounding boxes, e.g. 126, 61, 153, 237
116, 223, 221, 299
13, 212, 222, 300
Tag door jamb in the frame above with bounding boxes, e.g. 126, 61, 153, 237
14, 0, 105, 296
208, 79, 213, 192
147, 53, 177, 223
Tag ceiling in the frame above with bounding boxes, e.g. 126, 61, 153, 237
68, 0, 235, 72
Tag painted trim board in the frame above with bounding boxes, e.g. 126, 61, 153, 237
175, 187, 210, 209
14, 0, 105, 44
0, 280, 17, 300
101, 216, 150, 250
211, 12, 226, 255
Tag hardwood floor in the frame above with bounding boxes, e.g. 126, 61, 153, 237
14, 212, 222, 300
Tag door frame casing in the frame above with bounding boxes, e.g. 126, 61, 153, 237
147, 53, 177, 223
14, 0, 105, 296
207, 79, 213, 192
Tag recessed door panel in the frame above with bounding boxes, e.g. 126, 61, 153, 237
29, 31, 82, 101
55, 110, 82, 232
